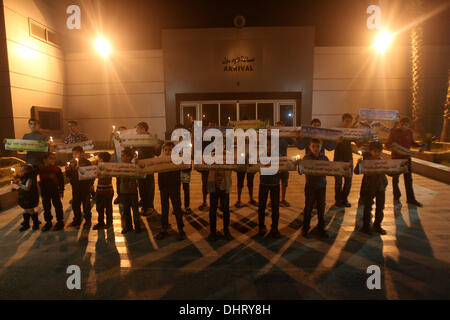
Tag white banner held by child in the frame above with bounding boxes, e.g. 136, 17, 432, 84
391, 142, 419, 156
298, 160, 352, 176
97, 162, 144, 178
359, 159, 408, 174
332, 128, 372, 141
78, 165, 98, 180
4, 139, 48, 152
300, 126, 342, 141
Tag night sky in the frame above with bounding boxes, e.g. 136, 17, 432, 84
50, 0, 449, 51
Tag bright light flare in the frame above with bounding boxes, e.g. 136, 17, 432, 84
372, 30, 394, 54
94, 37, 111, 57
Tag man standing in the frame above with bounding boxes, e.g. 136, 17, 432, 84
64, 120, 88, 144
276, 121, 293, 207
385, 117, 422, 207
22, 118, 48, 167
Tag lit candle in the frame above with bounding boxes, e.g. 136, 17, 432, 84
90, 153, 95, 158
10, 167, 15, 174
135, 151, 139, 158
189, 143, 193, 148
49, 136, 53, 143
66, 162, 70, 166
75, 158, 79, 165
112, 125, 116, 132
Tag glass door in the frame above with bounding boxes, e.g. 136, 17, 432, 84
180, 103, 199, 127
201, 103, 219, 126
279, 103, 295, 126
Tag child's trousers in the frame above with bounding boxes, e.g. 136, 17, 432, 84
258, 184, 280, 231
120, 193, 140, 230
160, 187, 184, 231
96, 194, 113, 225
303, 186, 326, 232
209, 189, 230, 234
363, 189, 385, 228
42, 192, 64, 222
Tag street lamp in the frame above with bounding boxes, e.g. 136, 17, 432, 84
94, 37, 111, 58
372, 30, 393, 54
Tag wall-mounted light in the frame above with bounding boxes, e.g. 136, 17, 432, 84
372, 30, 393, 54
94, 37, 111, 58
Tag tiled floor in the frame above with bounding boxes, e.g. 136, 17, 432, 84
0, 149, 449, 299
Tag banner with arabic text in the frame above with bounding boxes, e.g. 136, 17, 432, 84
55, 140, 94, 153
5, 139, 48, 152
298, 160, 352, 176
359, 159, 408, 174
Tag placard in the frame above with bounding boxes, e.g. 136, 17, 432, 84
55, 140, 94, 153
246, 157, 299, 173
78, 165, 98, 180
267, 126, 302, 137
4, 139, 48, 152
298, 160, 352, 176
229, 120, 266, 130
359, 159, 408, 174
136, 157, 191, 174
97, 162, 144, 178
119, 133, 159, 147
300, 126, 342, 141
359, 109, 399, 122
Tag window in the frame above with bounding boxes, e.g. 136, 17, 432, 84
239, 103, 256, 120
28, 18, 60, 47
257, 103, 274, 125
220, 103, 236, 126
201, 104, 219, 126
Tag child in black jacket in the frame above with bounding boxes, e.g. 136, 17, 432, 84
13, 164, 40, 231
354, 141, 387, 235
65, 146, 94, 228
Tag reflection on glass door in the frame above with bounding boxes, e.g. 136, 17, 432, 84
202, 104, 219, 126
181, 105, 197, 126
220, 103, 236, 126
239, 103, 256, 120
279, 104, 294, 126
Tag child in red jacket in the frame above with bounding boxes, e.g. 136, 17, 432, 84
39, 153, 65, 231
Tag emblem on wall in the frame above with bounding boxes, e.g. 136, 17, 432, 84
222, 56, 255, 72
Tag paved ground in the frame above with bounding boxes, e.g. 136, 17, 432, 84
0, 149, 449, 299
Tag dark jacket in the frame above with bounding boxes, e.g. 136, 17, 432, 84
39, 164, 64, 195
297, 137, 336, 156
65, 157, 94, 191
18, 174, 39, 209
158, 170, 181, 190
354, 155, 388, 193
260, 172, 281, 186
22, 131, 47, 166
302, 153, 329, 189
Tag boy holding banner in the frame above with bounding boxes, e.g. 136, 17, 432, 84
354, 141, 388, 235
296, 118, 336, 156
134, 122, 163, 216
301, 139, 329, 239
257, 136, 282, 239
65, 146, 94, 228
155, 142, 186, 240
386, 117, 422, 208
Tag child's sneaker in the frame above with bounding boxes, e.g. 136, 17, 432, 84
301, 229, 309, 238
206, 232, 219, 242
267, 229, 281, 239
53, 221, 64, 231
42, 222, 52, 232
198, 203, 208, 211
234, 200, 243, 208
178, 231, 186, 240
372, 225, 387, 235
248, 199, 258, 206
155, 230, 168, 240
223, 230, 233, 240
185, 208, 193, 215
280, 200, 290, 207
258, 226, 268, 237
32, 222, 41, 230
93, 223, 105, 230
19, 224, 30, 232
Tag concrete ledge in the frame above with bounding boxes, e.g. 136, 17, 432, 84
0, 186, 18, 211
382, 150, 450, 184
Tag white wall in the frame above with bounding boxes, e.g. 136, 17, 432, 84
3, 0, 64, 139
312, 46, 411, 127
64, 50, 166, 142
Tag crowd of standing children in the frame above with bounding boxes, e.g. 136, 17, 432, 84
12, 114, 423, 240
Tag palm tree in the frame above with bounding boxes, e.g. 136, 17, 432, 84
409, 0, 425, 137
440, 72, 450, 142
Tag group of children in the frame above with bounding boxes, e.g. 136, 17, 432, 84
13, 114, 421, 241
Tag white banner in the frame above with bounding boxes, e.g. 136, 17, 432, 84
359, 159, 408, 174
97, 162, 144, 178
246, 157, 299, 173
298, 160, 352, 176
5, 139, 48, 152
55, 140, 94, 153
119, 133, 159, 147
300, 126, 342, 141
267, 126, 302, 137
